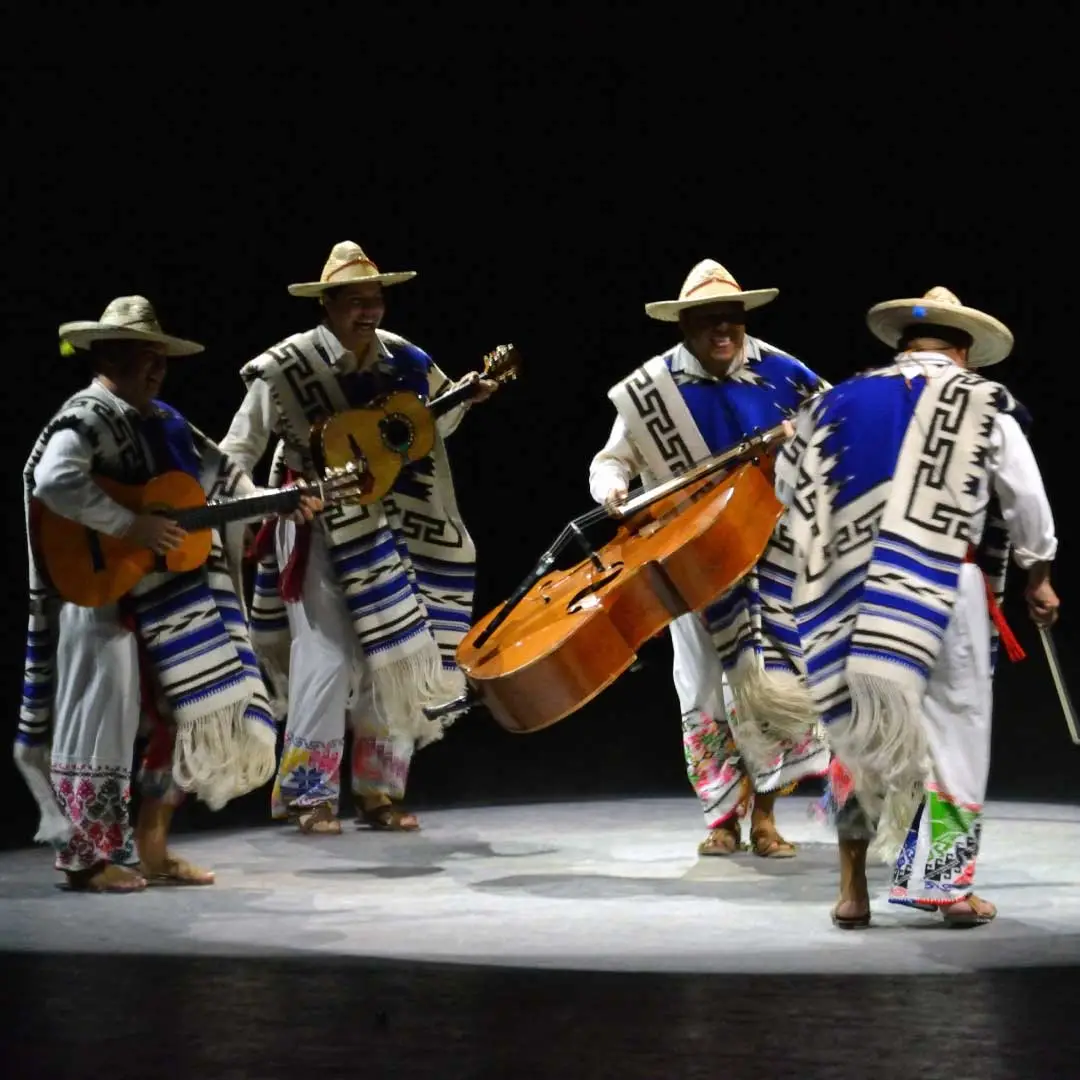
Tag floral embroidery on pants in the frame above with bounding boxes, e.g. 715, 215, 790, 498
352, 736, 412, 801
51, 764, 133, 872
271, 734, 344, 818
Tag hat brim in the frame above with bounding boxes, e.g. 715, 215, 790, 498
866, 299, 1014, 368
58, 323, 205, 357
287, 271, 417, 297
644, 288, 779, 323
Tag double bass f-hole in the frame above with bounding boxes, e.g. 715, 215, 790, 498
566, 561, 625, 614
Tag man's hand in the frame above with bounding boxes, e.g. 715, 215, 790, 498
603, 484, 628, 513
126, 513, 187, 555
283, 494, 323, 525
456, 370, 498, 403
1026, 579, 1061, 628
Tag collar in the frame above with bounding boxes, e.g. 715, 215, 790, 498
316, 324, 392, 374
892, 350, 957, 378
671, 335, 762, 381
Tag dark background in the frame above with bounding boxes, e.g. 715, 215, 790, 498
2, 6, 1076, 851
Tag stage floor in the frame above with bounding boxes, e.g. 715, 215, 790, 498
2, 795, 1078, 974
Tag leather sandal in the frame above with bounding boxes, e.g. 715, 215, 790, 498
750, 823, 796, 858
358, 801, 420, 831
62, 863, 147, 893
138, 855, 215, 886
831, 899, 871, 929
288, 800, 342, 834
698, 822, 742, 856
903, 895, 997, 926
941, 893, 997, 928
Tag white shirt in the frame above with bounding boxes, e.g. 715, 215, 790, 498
219, 325, 469, 477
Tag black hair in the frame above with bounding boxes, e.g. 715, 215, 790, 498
898, 322, 973, 351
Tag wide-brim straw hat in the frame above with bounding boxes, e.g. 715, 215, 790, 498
866, 285, 1014, 368
287, 240, 417, 297
644, 259, 779, 322
59, 295, 204, 357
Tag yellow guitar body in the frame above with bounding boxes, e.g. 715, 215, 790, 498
317, 389, 436, 505
313, 343, 522, 506
34, 471, 212, 609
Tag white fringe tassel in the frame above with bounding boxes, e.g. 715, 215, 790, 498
726, 649, 820, 773
13, 742, 73, 847
826, 672, 929, 865
236, 716, 278, 794
370, 639, 466, 749
172, 703, 252, 811
256, 644, 291, 724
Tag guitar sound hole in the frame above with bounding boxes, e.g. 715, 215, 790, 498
380, 414, 414, 453
566, 563, 624, 614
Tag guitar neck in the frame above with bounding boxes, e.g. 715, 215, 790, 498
430, 379, 478, 418
171, 487, 304, 531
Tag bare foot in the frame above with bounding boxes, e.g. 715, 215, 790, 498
139, 854, 215, 886
65, 863, 147, 893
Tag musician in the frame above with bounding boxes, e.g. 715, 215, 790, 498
773, 287, 1059, 928
589, 259, 831, 858
17, 296, 318, 893
219, 241, 497, 834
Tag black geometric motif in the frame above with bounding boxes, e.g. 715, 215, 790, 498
277, 342, 338, 426
902, 376, 973, 538
396, 508, 466, 549
624, 366, 696, 475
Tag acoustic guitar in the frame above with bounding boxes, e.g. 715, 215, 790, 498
312, 343, 521, 504
34, 463, 369, 608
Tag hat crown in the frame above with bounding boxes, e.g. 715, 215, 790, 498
680, 259, 743, 301
320, 241, 382, 285
922, 285, 962, 308
98, 295, 163, 334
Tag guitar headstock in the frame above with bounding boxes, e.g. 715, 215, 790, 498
480, 343, 521, 386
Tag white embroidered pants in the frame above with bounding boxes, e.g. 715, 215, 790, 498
49, 604, 142, 872
670, 612, 830, 828
270, 523, 414, 818
890, 562, 994, 905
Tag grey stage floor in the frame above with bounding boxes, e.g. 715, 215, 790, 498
2, 795, 1079, 974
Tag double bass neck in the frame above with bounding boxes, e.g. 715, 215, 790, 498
610, 417, 795, 521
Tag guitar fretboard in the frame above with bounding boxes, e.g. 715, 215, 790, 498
429, 380, 478, 419
170, 488, 302, 531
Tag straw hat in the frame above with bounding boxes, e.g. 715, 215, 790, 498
58, 296, 204, 357
866, 286, 1014, 368
287, 241, 417, 297
644, 259, 779, 322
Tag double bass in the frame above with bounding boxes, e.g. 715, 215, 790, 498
427, 419, 795, 734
